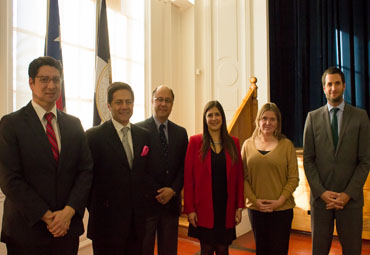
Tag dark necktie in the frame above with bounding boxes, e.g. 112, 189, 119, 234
122, 127, 133, 168
159, 124, 168, 158
331, 108, 339, 149
44, 113, 59, 162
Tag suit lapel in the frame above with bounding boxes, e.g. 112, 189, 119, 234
167, 121, 176, 159
56, 111, 67, 170
131, 124, 146, 168
336, 103, 351, 154
24, 103, 57, 166
321, 106, 336, 154
105, 120, 131, 168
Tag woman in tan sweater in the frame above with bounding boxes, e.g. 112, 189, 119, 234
241, 102, 299, 255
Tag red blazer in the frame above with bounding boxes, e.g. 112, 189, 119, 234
183, 134, 244, 229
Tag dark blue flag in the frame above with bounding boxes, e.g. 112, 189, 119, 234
45, 0, 66, 111
93, 0, 112, 126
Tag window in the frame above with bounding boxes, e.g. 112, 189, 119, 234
13, 0, 145, 130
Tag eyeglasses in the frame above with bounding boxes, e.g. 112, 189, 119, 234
36, 76, 61, 84
154, 97, 173, 104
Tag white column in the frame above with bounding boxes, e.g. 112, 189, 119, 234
0, 0, 13, 118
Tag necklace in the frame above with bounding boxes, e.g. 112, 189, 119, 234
213, 141, 222, 145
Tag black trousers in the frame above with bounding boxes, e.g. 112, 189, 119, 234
248, 208, 293, 255
141, 207, 179, 255
6, 235, 79, 255
92, 212, 145, 255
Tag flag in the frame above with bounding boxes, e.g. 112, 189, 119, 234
45, 0, 66, 112
93, 0, 112, 126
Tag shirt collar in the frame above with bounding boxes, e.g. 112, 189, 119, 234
153, 116, 168, 130
31, 100, 58, 121
327, 100, 345, 112
111, 118, 131, 133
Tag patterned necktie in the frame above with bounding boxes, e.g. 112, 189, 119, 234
159, 124, 169, 158
331, 108, 339, 149
44, 113, 59, 162
122, 127, 133, 168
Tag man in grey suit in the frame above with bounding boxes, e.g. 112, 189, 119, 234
0, 56, 93, 255
137, 85, 188, 255
303, 67, 370, 255
86, 82, 153, 255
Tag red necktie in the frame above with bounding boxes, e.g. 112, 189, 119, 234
44, 113, 59, 162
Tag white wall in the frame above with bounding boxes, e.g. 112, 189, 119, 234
150, 0, 270, 136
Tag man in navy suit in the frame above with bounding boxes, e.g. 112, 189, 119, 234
0, 56, 93, 255
137, 85, 188, 255
86, 82, 153, 255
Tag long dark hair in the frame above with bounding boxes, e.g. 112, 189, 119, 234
200, 100, 238, 164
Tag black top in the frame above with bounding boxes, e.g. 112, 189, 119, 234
188, 148, 236, 245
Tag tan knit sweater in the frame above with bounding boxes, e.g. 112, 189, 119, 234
241, 137, 299, 211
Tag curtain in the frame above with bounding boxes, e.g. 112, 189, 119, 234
269, 0, 370, 147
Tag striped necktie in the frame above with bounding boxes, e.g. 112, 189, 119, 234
44, 112, 59, 162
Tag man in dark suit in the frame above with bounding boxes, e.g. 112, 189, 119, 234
303, 67, 370, 255
0, 56, 93, 255
86, 82, 153, 255
137, 85, 188, 255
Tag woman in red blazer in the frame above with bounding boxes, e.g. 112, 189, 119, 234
184, 100, 244, 255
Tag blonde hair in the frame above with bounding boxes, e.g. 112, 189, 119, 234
252, 102, 285, 140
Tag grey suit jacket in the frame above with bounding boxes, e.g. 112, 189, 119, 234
136, 117, 188, 216
0, 102, 93, 245
303, 102, 370, 208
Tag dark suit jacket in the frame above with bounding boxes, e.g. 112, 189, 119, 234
86, 120, 153, 241
0, 102, 93, 245
303, 103, 370, 209
183, 134, 244, 229
136, 117, 188, 216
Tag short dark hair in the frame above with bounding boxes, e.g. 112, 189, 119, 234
28, 56, 63, 80
107, 82, 134, 104
321, 67, 345, 87
152, 85, 175, 100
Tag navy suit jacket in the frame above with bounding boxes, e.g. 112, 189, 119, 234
136, 117, 188, 216
86, 120, 153, 241
0, 102, 93, 245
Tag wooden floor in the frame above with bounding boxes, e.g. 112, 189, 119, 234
79, 230, 370, 254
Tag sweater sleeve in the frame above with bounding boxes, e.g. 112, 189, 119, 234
241, 140, 257, 205
280, 140, 299, 200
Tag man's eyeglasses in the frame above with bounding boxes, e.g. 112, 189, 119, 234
154, 97, 173, 104
36, 76, 61, 84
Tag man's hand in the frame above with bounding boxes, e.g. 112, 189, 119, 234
320, 191, 340, 207
47, 206, 75, 237
41, 210, 54, 225
188, 212, 198, 227
333, 192, 350, 210
155, 187, 175, 205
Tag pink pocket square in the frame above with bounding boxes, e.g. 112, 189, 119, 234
141, 145, 149, 156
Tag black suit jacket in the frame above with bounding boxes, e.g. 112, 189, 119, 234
0, 102, 93, 245
86, 120, 153, 241
136, 117, 188, 216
